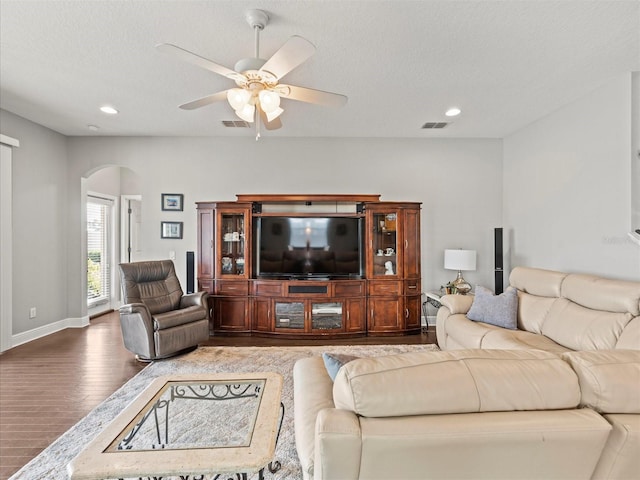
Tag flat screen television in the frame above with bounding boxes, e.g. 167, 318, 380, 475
255, 216, 364, 279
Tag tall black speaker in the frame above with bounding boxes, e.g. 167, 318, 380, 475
186, 251, 195, 294
494, 228, 504, 294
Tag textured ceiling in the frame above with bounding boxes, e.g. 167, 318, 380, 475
1, 0, 638, 138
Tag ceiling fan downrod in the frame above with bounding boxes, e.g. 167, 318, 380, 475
246, 9, 268, 58
244, 10, 269, 140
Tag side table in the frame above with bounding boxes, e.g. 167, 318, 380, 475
422, 292, 443, 332
424, 292, 443, 309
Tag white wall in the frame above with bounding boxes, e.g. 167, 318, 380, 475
66, 136, 503, 312
0, 110, 71, 335
7, 70, 638, 345
503, 74, 640, 280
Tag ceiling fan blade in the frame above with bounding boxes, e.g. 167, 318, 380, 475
156, 43, 244, 81
260, 36, 316, 81
179, 90, 229, 110
258, 106, 283, 130
277, 84, 347, 107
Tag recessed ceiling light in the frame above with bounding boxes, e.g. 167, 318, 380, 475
445, 107, 461, 117
87, 124, 100, 131
100, 105, 118, 115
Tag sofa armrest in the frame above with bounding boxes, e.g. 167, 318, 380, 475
119, 302, 151, 320
118, 303, 155, 359
293, 357, 335, 480
314, 408, 362, 480
439, 294, 474, 314
180, 291, 209, 309
436, 295, 475, 349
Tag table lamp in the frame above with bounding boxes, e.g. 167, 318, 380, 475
444, 249, 477, 295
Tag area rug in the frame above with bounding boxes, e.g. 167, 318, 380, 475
10, 344, 439, 480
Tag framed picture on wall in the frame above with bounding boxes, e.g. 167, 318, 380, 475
161, 193, 184, 211
161, 221, 183, 239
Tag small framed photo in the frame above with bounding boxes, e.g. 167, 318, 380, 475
161, 221, 183, 239
161, 193, 184, 211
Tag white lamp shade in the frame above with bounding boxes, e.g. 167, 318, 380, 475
235, 104, 255, 123
258, 90, 280, 113
227, 88, 251, 110
444, 249, 477, 271
265, 106, 284, 122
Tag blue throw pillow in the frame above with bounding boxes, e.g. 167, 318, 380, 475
467, 286, 518, 330
322, 353, 360, 381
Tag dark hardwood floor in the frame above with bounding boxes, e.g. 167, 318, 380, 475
0, 311, 435, 479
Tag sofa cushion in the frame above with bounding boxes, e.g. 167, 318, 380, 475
356, 409, 610, 480
616, 317, 640, 349
509, 266, 567, 298
120, 260, 183, 314
516, 291, 557, 334
561, 273, 640, 316
333, 349, 580, 418
591, 413, 640, 480
467, 286, 518, 329
542, 298, 633, 351
562, 350, 640, 414
481, 328, 571, 354
321, 353, 359, 381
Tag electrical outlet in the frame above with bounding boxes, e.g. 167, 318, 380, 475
29, 307, 37, 318
169, 250, 176, 260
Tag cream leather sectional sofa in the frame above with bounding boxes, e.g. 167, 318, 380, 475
293, 267, 640, 479
294, 348, 640, 479
436, 266, 640, 352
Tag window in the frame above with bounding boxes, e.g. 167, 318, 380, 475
87, 195, 113, 307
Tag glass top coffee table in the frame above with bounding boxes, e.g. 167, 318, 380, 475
67, 372, 283, 480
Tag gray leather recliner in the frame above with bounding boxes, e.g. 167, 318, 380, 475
118, 260, 209, 361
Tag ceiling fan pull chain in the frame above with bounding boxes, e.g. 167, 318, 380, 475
256, 111, 261, 141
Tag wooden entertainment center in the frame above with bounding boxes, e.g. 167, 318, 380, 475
196, 194, 421, 337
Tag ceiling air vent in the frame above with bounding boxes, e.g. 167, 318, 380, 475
421, 122, 448, 129
222, 120, 251, 128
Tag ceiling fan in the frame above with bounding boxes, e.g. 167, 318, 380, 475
157, 9, 347, 138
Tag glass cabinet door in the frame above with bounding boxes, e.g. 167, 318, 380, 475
220, 212, 246, 276
372, 212, 398, 276
311, 302, 343, 330
275, 302, 305, 329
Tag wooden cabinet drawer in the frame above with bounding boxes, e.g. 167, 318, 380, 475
334, 281, 365, 297
368, 280, 402, 296
404, 279, 421, 295
216, 280, 249, 295
198, 278, 214, 293
253, 281, 283, 296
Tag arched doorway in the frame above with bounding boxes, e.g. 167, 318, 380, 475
84, 166, 141, 317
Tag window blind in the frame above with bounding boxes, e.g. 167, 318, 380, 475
87, 195, 113, 307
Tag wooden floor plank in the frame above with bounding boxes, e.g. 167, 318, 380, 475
0, 310, 435, 479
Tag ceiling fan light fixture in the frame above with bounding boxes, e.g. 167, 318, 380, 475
227, 88, 251, 110
258, 90, 280, 113
157, 8, 346, 137
235, 104, 255, 123
265, 107, 284, 122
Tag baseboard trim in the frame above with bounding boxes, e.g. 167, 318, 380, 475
11, 316, 90, 348
420, 315, 438, 327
